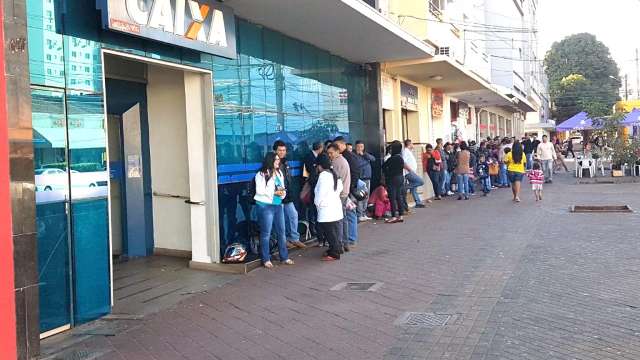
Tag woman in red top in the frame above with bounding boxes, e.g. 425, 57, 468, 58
420, 147, 435, 202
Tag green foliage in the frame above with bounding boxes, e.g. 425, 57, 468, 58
592, 113, 640, 168
544, 33, 620, 121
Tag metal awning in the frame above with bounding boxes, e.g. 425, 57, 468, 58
386, 56, 518, 109
223, 0, 436, 63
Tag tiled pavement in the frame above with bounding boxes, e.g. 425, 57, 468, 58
45, 172, 640, 360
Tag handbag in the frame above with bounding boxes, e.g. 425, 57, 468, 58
299, 181, 312, 205
489, 163, 500, 176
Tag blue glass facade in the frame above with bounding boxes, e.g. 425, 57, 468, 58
27, 0, 373, 332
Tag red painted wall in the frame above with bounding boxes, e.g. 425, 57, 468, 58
0, 0, 18, 358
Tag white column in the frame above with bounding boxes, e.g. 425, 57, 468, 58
184, 72, 212, 263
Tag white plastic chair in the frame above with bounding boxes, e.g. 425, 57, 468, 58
579, 159, 594, 178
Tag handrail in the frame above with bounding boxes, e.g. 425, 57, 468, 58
152, 191, 190, 200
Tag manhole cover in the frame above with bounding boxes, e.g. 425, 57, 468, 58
330, 282, 383, 291
570, 205, 633, 213
395, 312, 452, 327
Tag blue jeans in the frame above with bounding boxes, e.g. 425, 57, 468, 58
405, 172, 424, 205
499, 164, 508, 186
428, 171, 441, 197
257, 204, 288, 263
525, 153, 533, 170
481, 177, 491, 193
442, 170, 451, 194
456, 174, 469, 198
468, 177, 475, 193
346, 207, 358, 245
283, 202, 300, 242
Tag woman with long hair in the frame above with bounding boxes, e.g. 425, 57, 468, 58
314, 153, 344, 261
254, 152, 294, 268
504, 140, 527, 202
382, 141, 405, 223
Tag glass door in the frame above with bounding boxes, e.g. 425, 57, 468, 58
33, 88, 111, 335
32, 88, 72, 334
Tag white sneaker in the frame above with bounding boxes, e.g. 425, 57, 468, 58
447, 191, 454, 196
358, 216, 371, 222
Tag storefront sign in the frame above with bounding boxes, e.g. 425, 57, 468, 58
400, 81, 418, 111
98, 0, 237, 58
431, 89, 443, 119
381, 74, 394, 110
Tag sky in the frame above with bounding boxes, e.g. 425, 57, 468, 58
537, 0, 640, 97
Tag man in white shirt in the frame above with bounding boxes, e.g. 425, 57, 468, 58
536, 135, 557, 183
402, 139, 425, 209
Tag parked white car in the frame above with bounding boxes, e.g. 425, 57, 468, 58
35, 168, 108, 192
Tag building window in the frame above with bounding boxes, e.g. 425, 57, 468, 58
85, 53, 91, 60
429, 0, 444, 18
84, 66, 90, 73
72, 51, 77, 57
46, 54, 52, 61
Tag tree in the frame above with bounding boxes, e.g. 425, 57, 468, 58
544, 33, 620, 122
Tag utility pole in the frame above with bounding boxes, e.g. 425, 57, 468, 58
625, 74, 629, 101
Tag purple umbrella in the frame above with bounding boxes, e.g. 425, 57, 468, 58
621, 108, 640, 126
556, 112, 596, 131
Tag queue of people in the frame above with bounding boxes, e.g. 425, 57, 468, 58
250, 134, 557, 268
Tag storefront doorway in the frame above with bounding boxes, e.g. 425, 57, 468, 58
34, 50, 218, 338
103, 51, 217, 308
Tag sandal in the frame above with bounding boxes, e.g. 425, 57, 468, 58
282, 259, 295, 265
264, 261, 274, 269
384, 217, 397, 224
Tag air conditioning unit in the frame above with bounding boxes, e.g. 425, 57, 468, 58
437, 46, 454, 58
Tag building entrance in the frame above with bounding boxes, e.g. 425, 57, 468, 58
103, 52, 217, 311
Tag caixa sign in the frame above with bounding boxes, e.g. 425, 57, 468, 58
97, 0, 237, 58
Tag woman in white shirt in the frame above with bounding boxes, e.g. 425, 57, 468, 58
254, 152, 294, 269
314, 154, 344, 261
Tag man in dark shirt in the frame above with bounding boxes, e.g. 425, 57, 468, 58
532, 135, 541, 154
354, 140, 375, 221
333, 136, 360, 251
273, 141, 305, 249
302, 142, 323, 236
522, 136, 534, 170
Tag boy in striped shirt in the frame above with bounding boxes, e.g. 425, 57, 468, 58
527, 162, 545, 201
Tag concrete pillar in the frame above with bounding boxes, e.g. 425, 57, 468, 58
3, 0, 39, 358
0, 1, 17, 358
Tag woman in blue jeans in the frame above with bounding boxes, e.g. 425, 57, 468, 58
254, 152, 294, 269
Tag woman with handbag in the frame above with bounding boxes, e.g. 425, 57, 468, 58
254, 152, 294, 269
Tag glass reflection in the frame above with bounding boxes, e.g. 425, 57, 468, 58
27, 0, 65, 87
32, 89, 72, 333
67, 90, 110, 325
214, 21, 367, 261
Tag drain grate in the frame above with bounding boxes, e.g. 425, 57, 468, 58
330, 282, 383, 291
570, 205, 633, 213
395, 312, 452, 327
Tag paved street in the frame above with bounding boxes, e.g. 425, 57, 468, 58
48, 172, 640, 360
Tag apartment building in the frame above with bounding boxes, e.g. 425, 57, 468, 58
376, 0, 549, 144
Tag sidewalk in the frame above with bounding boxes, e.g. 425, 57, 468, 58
44, 172, 640, 359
